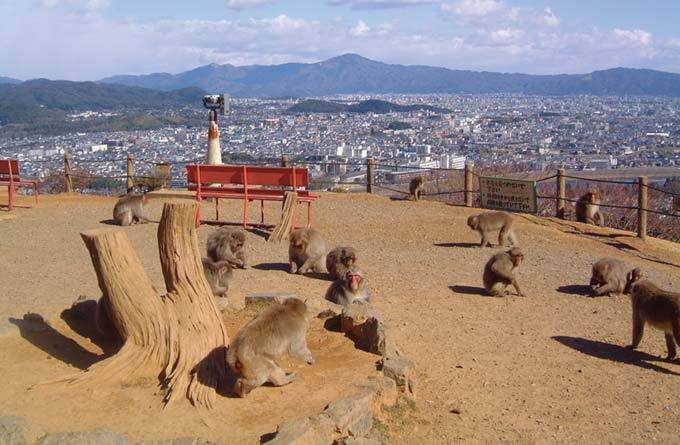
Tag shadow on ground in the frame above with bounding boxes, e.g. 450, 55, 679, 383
552, 336, 680, 376
449, 285, 486, 296
556, 284, 594, 297
434, 242, 480, 248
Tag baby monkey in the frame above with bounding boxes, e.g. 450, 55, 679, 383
288, 228, 326, 274
201, 258, 233, 298
326, 246, 358, 281
467, 211, 517, 247
113, 193, 149, 226
227, 298, 314, 397
590, 258, 630, 297
575, 189, 604, 226
624, 268, 680, 360
483, 247, 526, 297
409, 175, 425, 201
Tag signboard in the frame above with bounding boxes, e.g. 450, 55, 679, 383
479, 176, 538, 214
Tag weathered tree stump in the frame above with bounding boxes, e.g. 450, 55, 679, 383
49, 202, 229, 409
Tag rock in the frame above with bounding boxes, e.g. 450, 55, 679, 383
339, 305, 395, 356
334, 437, 382, 445
136, 438, 220, 445
263, 415, 335, 445
323, 390, 374, 437
355, 376, 398, 409
0, 415, 44, 445
316, 302, 343, 319
382, 356, 417, 397
245, 293, 297, 310
37, 429, 130, 445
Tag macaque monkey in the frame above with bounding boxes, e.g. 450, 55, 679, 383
624, 268, 680, 360
575, 190, 604, 226
325, 268, 370, 306
227, 298, 314, 397
288, 228, 326, 274
483, 247, 526, 297
409, 175, 425, 201
202, 258, 233, 298
113, 193, 149, 226
467, 211, 517, 247
590, 258, 631, 297
207, 227, 249, 269
326, 247, 358, 280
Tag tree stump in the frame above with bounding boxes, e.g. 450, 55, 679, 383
51, 202, 229, 409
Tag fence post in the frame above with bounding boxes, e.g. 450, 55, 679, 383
126, 153, 134, 193
556, 167, 566, 219
366, 157, 375, 194
464, 162, 474, 207
638, 176, 648, 239
281, 155, 290, 167
64, 153, 73, 193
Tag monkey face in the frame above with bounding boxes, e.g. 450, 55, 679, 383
343, 254, 356, 268
512, 254, 523, 267
624, 268, 642, 294
346, 271, 362, 291
467, 216, 478, 229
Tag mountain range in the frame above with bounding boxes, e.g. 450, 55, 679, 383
98, 54, 680, 97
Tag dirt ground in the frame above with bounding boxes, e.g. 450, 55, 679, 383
1, 191, 680, 444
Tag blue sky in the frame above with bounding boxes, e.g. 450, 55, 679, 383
1, 0, 680, 80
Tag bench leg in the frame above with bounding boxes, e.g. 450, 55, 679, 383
215, 197, 220, 222
243, 199, 248, 229
290, 202, 297, 233
260, 200, 265, 224
307, 202, 312, 227
195, 199, 201, 228
34, 184, 39, 205
7, 185, 13, 211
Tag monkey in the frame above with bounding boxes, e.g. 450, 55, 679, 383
207, 227, 249, 269
575, 189, 604, 226
409, 175, 425, 201
227, 297, 314, 397
113, 193, 149, 226
288, 228, 326, 274
483, 247, 526, 297
467, 211, 517, 248
325, 267, 370, 306
590, 258, 631, 297
202, 258, 233, 298
624, 268, 680, 360
326, 246, 358, 280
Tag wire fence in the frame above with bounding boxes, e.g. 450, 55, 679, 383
7, 153, 680, 241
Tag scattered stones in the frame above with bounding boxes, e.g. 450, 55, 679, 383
37, 428, 130, 445
0, 415, 44, 445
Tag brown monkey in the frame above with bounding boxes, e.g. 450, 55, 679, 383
288, 228, 326, 274
467, 211, 517, 247
409, 175, 425, 201
590, 258, 630, 297
326, 246, 357, 280
624, 268, 680, 360
113, 193, 149, 226
575, 189, 604, 226
227, 298, 314, 397
325, 267, 370, 306
202, 258, 233, 298
483, 247, 526, 297
207, 227, 249, 269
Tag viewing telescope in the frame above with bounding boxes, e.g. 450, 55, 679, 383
202, 94, 229, 118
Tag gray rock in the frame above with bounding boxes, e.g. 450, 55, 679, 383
37, 429, 130, 445
0, 416, 44, 445
355, 376, 398, 408
136, 438, 220, 445
334, 437, 382, 445
339, 305, 395, 356
382, 357, 417, 397
323, 390, 374, 437
263, 415, 335, 445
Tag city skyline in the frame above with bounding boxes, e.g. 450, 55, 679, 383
2, 0, 680, 81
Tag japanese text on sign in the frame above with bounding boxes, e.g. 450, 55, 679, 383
478, 176, 538, 214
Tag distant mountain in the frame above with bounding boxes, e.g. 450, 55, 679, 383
0, 79, 205, 124
0, 76, 21, 84
288, 99, 448, 114
99, 54, 680, 97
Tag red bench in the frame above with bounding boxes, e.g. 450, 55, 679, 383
0, 160, 39, 210
186, 164, 319, 228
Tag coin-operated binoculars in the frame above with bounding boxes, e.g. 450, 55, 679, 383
202, 94, 230, 165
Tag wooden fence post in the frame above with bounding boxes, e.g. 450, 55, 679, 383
638, 176, 648, 239
64, 153, 73, 193
464, 162, 474, 207
281, 155, 290, 167
366, 157, 375, 194
126, 153, 134, 193
556, 167, 566, 219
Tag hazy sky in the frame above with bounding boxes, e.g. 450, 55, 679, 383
2, 0, 680, 80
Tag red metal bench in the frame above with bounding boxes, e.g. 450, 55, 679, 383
186, 164, 319, 228
0, 160, 39, 210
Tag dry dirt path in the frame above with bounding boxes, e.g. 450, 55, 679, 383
1, 192, 680, 444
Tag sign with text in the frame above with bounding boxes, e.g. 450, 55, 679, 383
479, 176, 538, 214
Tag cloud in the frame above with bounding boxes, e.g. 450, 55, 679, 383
226, 0, 276, 10
350, 20, 371, 36
542, 7, 559, 27
327, 0, 437, 9
613, 28, 653, 46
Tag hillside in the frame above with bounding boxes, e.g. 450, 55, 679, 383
288, 98, 448, 113
1, 192, 680, 443
0, 79, 205, 125
100, 53, 680, 97
0, 76, 21, 84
